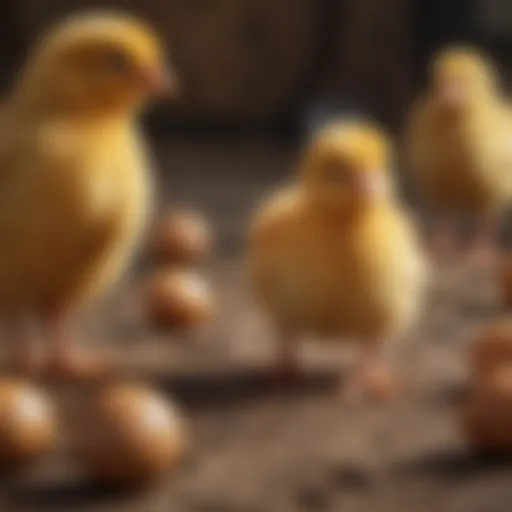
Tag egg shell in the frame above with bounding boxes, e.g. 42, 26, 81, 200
0, 379, 57, 468
72, 383, 187, 484
145, 268, 215, 330
151, 211, 211, 265
462, 369, 512, 453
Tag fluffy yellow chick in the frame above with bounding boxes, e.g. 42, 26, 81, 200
0, 11, 178, 378
406, 45, 512, 265
248, 120, 427, 402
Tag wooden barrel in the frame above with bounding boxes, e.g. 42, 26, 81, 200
17, 0, 328, 124
329, 0, 413, 127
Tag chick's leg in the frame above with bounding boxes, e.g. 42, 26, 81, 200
272, 329, 301, 382
339, 343, 396, 404
7, 317, 40, 375
427, 214, 458, 263
42, 307, 110, 381
467, 212, 500, 267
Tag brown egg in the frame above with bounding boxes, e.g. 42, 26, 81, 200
462, 368, 512, 453
145, 268, 215, 329
72, 383, 187, 485
498, 254, 512, 307
0, 379, 57, 468
151, 210, 212, 265
469, 319, 512, 380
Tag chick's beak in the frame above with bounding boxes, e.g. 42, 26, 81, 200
436, 78, 468, 108
139, 65, 180, 97
353, 171, 388, 198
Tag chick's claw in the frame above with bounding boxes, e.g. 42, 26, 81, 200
339, 364, 398, 405
427, 229, 458, 264
467, 239, 499, 269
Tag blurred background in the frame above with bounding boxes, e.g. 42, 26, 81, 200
2, 0, 511, 136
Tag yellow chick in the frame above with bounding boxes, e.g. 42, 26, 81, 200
406, 45, 512, 265
248, 120, 427, 402
0, 11, 178, 378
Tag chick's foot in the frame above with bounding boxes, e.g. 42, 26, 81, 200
339, 360, 398, 405
467, 239, 499, 268
270, 331, 301, 384
427, 230, 458, 264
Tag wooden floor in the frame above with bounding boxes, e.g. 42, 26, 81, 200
0, 138, 510, 512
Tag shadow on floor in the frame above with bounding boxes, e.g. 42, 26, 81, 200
9, 480, 143, 510
393, 448, 512, 481
153, 368, 340, 411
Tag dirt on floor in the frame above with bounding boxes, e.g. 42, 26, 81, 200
0, 139, 510, 512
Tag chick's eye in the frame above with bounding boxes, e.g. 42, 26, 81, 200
102, 49, 131, 74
